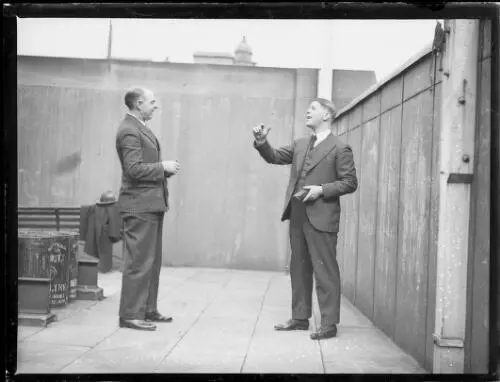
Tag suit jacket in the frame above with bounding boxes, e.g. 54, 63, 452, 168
80, 204, 122, 271
80, 205, 96, 250
254, 133, 358, 232
116, 114, 170, 214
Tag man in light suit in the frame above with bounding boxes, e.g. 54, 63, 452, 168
253, 98, 358, 340
116, 87, 180, 331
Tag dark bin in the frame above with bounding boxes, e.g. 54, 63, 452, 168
18, 230, 53, 279
18, 230, 54, 314
58, 231, 79, 302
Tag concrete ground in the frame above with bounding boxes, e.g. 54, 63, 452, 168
17, 267, 427, 374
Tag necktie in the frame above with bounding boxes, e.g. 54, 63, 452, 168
310, 134, 317, 149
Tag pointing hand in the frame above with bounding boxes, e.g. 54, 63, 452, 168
252, 124, 271, 144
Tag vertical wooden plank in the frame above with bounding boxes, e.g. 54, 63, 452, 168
402, 56, 434, 101
239, 96, 294, 270
381, 76, 404, 113
395, 91, 434, 366
337, 115, 350, 280
337, 112, 350, 283
355, 114, 380, 319
49, 87, 83, 207
337, 115, 349, 137
331, 120, 338, 136
342, 118, 362, 303
17, 86, 32, 207
168, 93, 217, 266
157, 92, 185, 266
425, 80, 441, 372
433, 20, 480, 374
373, 105, 402, 339
465, 31, 491, 373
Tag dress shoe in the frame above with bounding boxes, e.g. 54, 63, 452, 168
119, 318, 157, 331
145, 311, 173, 323
310, 325, 337, 340
274, 319, 309, 331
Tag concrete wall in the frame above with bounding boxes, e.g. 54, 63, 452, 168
17, 56, 317, 271
193, 53, 234, 65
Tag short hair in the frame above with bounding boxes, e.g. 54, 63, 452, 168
311, 98, 337, 122
124, 88, 146, 110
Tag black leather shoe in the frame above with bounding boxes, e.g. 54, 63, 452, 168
145, 311, 173, 323
119, 318, 157, 331
274, 319, 309, 331
310, 325, 337, 340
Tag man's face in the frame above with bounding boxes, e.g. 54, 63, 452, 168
306, 101, 330, 129
137, 90, 158, 122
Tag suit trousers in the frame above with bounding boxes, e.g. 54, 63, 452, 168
119, 211, 164, 320
289, 198, 341, 328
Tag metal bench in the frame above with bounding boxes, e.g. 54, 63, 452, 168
18, 207, 104, 326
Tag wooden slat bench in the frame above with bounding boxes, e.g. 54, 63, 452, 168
18, 207, 104, 326
18, 207, 81, 231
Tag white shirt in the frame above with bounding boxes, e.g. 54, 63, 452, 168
313, 130, 331, 148
127, 112, 146, 127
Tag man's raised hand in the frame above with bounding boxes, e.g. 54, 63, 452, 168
253, 124, 271, 144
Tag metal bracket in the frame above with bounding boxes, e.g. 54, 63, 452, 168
447, 173, 473, 184
433, 333, 464, 348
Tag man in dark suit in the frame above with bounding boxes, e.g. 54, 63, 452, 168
253, 98, 358, 340
116, 87, 180, 331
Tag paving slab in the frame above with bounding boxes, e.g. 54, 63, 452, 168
17, 326, 44, 342
156, 352, 246, 373
202, 299, 263, 319
170, 282, 230, 302
60, 341, 171, 374
171, 316, 256, 356
337, 296, 375, 328
156, 298, 210, 318
242, 304, 323, 373
243, 333, 324, 374
255, 304, 293, 328
25, 321, 118, 348
17, 341, 90, 374
50, 300, 100, 322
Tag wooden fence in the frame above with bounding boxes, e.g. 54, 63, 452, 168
332, 20, 492, 373
333, 45, 441, 369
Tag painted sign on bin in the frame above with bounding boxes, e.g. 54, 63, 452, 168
48, 240, 69, 306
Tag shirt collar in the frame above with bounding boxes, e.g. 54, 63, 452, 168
127, 112, 146, 127
314, 130, 331, 141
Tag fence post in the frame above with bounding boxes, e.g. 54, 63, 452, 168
432, 19, 480, 373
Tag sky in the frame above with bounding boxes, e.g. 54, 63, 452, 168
17, 18, 440, 82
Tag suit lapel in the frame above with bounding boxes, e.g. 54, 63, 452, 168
306, 134, 337, 173
138, 124, 160, 151
295, 137, 313, 175
125, 114, 160, 150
